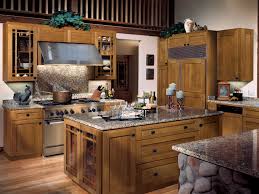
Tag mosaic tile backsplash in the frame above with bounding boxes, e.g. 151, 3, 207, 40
36, 65, 93, 93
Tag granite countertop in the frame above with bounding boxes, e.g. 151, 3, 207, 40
172, 129, 259, 178
208, 98, 259, 108
64, 107, 223, 131
2, 100, 44, 110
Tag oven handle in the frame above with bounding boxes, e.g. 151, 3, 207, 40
44, 120, 64, 125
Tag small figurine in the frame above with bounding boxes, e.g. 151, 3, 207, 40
13, 85, 32, 105
184, 18, 195, 33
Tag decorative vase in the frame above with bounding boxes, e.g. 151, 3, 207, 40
184, 18, 194, 33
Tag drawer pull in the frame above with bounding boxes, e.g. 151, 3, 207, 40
184, 126, 188, 129
132, 134, 136, 137
26, 114, 30, 117
153, 149, 157, 153
199, 124, 203, 127
151, 131, 156, 135
39, 122, 42, 125
153, 172, 158, 176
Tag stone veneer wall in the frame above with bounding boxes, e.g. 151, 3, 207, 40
178, 153, 259, 194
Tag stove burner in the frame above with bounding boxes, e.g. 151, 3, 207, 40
34, 98, 99, 106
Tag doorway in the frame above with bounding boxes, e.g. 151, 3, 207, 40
113, 39, 139, 103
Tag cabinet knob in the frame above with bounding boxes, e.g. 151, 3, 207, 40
184, 44, 186, 46
235, 77, 239, 80
151, 131, 156, 135
26, 114, 30, 117
184, 126, 188, 129
153, 172, 158, 176
34, 77, 37, 80
187, 43, 190, 46
153, 149, 157, 153
132, 134, 135, 137
199, 124, 203, 127
39, 122, 42, 125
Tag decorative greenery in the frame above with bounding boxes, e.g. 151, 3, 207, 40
44, 11, 91, 31
160, 22, 185, 38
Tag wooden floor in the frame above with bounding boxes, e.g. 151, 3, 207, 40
0, 152, 178, 194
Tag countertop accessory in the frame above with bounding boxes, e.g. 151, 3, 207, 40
232, 88, 243, 101
13, 85, 32, 105
176, 90, 184, 110
53, 90, 72, 104
217, 82, 230, 101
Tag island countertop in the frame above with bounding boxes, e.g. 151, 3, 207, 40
172, 129, 259, 178
64, 107, 223, 131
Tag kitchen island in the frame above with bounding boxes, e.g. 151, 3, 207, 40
172, 130, 259, 194
64, 107, 222, 194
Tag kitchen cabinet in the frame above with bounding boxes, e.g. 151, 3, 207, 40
3, 22, 38, 82
69, 30, 94, 44
157, 38, 169, 106
64, 115, 219, 194
37, 25, 69, 42
168, 31, 207, 48
64, 120, 102, 194
243, 108, 259, 131
221, 112, 243, 136
157, 66, 168, 106
168, 59, 206, 109
103, 128, 136, 194
4, 109, 43, 160
94, 31, 117, 80
217, 28, 253, 81
167, 31, 217, 109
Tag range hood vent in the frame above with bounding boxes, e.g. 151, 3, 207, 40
39, 42, 103, 66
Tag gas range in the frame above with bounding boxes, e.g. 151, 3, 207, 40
34, 98, 103, 121
34, 98, 104, 157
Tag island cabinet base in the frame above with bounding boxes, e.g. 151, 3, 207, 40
64, 116, 219, 194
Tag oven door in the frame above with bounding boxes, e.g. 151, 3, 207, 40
43, 119, 64, 157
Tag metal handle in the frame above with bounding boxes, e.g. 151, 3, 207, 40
153, 149, 157, 153
132, 134, 135, 137
26, 114, 30, 117
45, 120, 64, 125
151, 131, 156, 135
184, 126, 188, 129
154, 172, 158, 176
199, 124, 203, 127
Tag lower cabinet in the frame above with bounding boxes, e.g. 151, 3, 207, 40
64, 116, 219, 194
4, 109, 43, 160
243, 108, 259, 131
64, 119, 102, 194
221, 112, 243, 136
103, 128, 136, 194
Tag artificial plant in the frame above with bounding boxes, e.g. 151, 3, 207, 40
44, 11, 91, 31
160, 22, 185, 38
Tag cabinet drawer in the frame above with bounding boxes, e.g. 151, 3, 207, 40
243, 117, 259, 131
188, 32, 207, 46
138, 120, 197, 140
12, 109, 43, 120
137, 131, 199, 164
243, 108, 259, 118
168, 34, 187, 48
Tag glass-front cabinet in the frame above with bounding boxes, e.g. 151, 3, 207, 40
3, 23, 38, 82
94, 31, 116, 80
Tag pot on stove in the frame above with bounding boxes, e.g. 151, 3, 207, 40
53, 90, 72, 104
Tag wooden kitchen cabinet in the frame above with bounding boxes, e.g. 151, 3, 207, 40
157, 66, 168, 106
37, 25, 69, 42
94, 31, 117, 80
217, 28, 253, 81
158, 38, 168, 66
221, 112, 243, 136
199, 116, 219, 139
243, 108, 259, 131
69, 29, 94, 44
4, 109, 43, 160
103, 128, 136, 194
166, 31, 217, 109
3, 22, 38, 82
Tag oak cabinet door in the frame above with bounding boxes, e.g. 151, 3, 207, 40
158, 66, 168, 106
158, 38, 168, 66
217, 30, 239, 81
38, 26, 68, 42
168, 34, 187, 48
199, 116, 219, 139
168, 59, 180, 90
13, 119, 42, 156
103, 128, 136, 194
181, 59, 206, 93
183, 92, 206, 109
69, 30, 94, 44
187, 31, 207, 46
65, 125, 79, 181
221, 112, 243, 136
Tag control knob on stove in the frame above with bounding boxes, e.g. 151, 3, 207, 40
64, 110, 69, 115
56, 110, 60, 116
92, 108, 96, 112
70, 109, 75, 114
81, 109, 86, 113
60, 111, 64, 116
50, 112, 54, 116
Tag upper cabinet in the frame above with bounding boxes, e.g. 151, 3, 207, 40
94, 31, 117, 80
37, 25, 69, 43
217, 28, 253, 81
168, 31, 207, 48
3, 22, 38, 82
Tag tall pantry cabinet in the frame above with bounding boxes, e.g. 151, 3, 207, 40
158, 31, 217, 109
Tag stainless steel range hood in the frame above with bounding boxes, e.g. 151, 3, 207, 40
39, 42, 103, 66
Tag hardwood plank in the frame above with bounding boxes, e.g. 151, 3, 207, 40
0, 153, 178, 194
